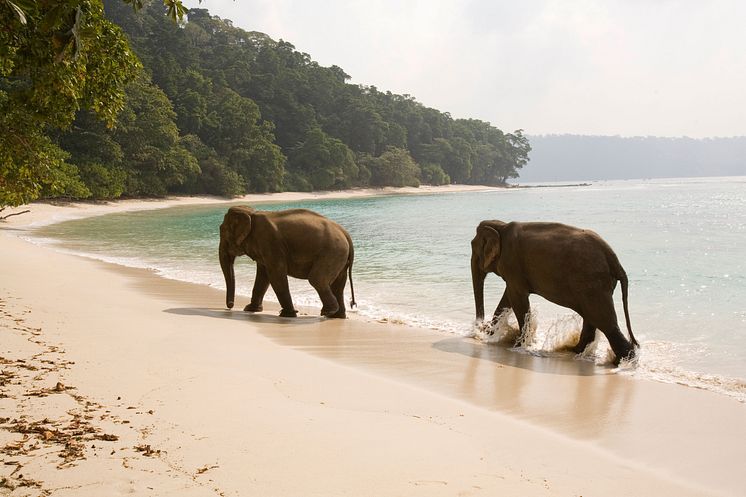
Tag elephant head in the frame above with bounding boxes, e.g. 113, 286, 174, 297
470, 223, 502, 321
219, 206, 255, 309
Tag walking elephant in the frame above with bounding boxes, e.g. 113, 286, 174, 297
470, 220, 639, 364
219, 206, 356, 318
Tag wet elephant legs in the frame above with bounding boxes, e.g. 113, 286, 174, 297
244, 264, 270, 312
490, 291, 512, 324
581, 296, 635, 364
487, 289, 530, 345
243, 264, 348, 319
265, 265, 297, 318
328, 270, 349, 319
309, 266, 343, 318
243, 264, 301, 318
490, 290, 635, 365
573, 320, 597, 354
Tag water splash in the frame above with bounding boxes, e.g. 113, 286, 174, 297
470, 310, 632, 367
470, 309, 523, 345
526, 313, 581, 352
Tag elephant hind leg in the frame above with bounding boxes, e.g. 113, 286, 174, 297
585, 295, 635, 365
573, 319, 597, 354
309, 272, 340, 318
328, 270, 348, 319
601, 325, 636, 365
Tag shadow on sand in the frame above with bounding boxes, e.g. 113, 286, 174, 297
164, 307, 324, 326
165, 307, 604, 377
432, 336, 603, 377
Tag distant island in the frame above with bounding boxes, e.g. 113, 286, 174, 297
519, 135, 746, 182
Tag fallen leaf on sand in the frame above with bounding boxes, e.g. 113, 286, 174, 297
197, 464, 219, 475
134, 444, 161, 457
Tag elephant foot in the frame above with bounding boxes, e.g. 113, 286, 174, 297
279, 308, 298, 318
612, 345, 636, 366
320, 305, 340, 318
244, 303, 263, 312
327, 310, 347, 319
572, 342, 589, 354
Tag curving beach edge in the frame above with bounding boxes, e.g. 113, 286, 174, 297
1, 187, 745, 496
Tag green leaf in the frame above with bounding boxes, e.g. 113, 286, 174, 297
164, 0, 188, 21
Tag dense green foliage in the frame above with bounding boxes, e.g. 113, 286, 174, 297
0, 0, 142, 206
2, 1, 531, 206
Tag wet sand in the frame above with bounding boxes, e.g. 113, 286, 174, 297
1, 191, 745, 496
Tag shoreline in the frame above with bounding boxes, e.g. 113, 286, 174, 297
3, 184, 500, 228
2, 187, 746, 496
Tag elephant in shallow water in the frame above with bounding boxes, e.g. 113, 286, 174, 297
470, 220, 639, 364
219, 206, 356, 318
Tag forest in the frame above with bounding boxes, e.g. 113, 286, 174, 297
0, 1, 530, 207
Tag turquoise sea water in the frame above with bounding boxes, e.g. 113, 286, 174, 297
33, 177, 746, 400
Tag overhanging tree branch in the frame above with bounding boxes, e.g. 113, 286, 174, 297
0, 207, 32, 220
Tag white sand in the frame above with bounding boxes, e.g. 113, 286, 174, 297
1, 188, 745, 496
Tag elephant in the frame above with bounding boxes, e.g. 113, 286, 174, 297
219, 206, 356, 318
470, 220, 639, 364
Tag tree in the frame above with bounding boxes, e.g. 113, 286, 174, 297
57, 109, 127, 198
179, 134, 244, 196
201, 86, 286, 193
1, 0, 140, 207
420, 163, 450, 185
366, 147, 420, 188
288, 127, 358, 190
114, 73, 200, 195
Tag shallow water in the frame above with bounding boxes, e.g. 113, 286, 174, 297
33, 177, 746, 401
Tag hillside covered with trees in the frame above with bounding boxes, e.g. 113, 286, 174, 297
1, 1, 530, 208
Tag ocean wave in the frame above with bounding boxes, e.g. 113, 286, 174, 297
619, 341, 746, 403
468, 309, 746, 402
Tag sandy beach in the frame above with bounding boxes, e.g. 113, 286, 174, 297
2, 188, 745, 496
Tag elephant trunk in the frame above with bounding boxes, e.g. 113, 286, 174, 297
219, 240, 236, 309
471, 252, 486, 321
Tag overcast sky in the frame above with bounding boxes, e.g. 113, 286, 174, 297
184, 0, 745, 138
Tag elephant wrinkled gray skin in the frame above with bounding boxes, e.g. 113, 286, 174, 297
219, 206, 356, 318
471, 220, 639, 365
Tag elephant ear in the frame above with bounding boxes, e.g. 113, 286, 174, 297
479, 225, 501, 272
227, 207, 253, 248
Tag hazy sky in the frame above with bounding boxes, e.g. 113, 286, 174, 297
184, 0, 745, 138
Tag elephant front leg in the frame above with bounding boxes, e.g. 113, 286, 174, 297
490, 290, 512, 325
244, 264, 270, 312
507, 289, 530, 346
268, 269, 297, 318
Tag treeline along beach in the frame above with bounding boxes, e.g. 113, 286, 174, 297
1, 1, 530, 208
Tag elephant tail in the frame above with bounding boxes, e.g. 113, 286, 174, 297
607, 248, 638, 348
619, 269, 639, 348
348, 261, 357, 308
347, 236, 357, 309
